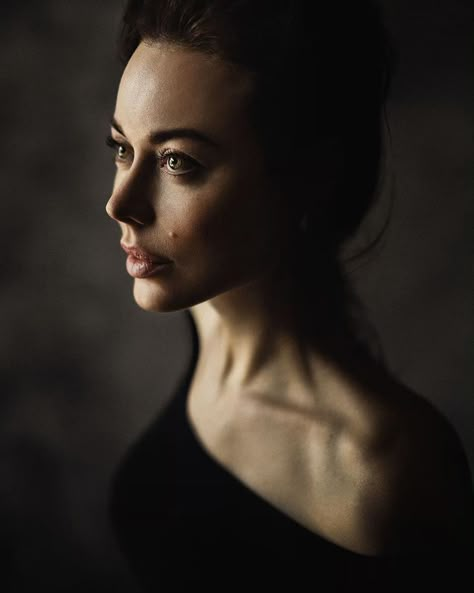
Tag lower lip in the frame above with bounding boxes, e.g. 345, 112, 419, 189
126, 255, 172, 278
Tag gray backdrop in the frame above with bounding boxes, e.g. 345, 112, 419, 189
1, 1, 472, 591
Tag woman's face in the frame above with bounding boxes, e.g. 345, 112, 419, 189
106, 41, 293, 312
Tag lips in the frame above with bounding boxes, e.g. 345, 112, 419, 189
120, 242, 171, 264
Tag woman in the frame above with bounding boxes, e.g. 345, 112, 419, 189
105, 1, 473, 591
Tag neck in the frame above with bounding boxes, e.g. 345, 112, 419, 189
188, 257, 361, 394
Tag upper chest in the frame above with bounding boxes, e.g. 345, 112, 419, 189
185, 367, 398, 554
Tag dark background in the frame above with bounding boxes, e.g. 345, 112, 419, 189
1, 1, 472, 591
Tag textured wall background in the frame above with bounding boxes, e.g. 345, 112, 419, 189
1, 1, 472, 591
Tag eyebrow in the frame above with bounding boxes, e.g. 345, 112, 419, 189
110, 117, 220, 149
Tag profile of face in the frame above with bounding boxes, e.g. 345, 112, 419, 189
106, 41, 295, 313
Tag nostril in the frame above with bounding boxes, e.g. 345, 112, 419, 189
105, 194, 126, 221
105, 196, 151, 227
104, 175, 156, 225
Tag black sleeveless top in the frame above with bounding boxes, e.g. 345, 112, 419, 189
108, 311, 470, 592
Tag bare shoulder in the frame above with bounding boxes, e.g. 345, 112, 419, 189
339, 384, 474, 555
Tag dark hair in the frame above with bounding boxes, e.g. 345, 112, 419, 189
116, 0, 394, 352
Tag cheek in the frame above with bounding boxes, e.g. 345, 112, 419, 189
176, 170, 284, 275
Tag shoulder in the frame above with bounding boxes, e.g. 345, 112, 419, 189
337, 388, 474, 557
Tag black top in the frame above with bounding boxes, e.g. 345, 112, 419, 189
108, 311, 471, 592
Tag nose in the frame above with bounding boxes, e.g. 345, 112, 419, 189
105, 164, 155, 227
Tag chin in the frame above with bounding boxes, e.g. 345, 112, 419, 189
132, 279, 176, 312
131, 278, 204, 313
130, 265, 263, 313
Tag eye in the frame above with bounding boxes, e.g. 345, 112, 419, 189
166, 154, 182, 171
117, 145, 128, 159
105, 134, 132, 163
158, 149, 200, 176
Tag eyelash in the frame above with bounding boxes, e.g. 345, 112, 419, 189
105, 134, 201, 176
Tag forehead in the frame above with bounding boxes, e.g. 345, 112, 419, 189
115, 41, 255, 141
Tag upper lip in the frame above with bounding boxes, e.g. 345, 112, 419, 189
120, 242, 171, 264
